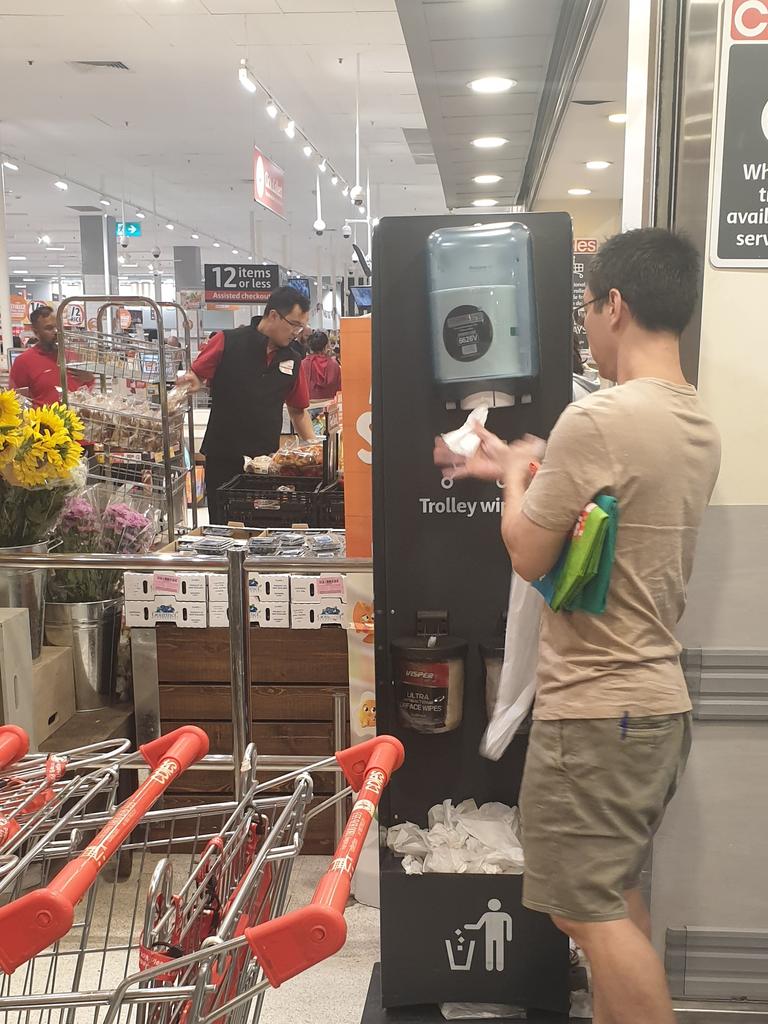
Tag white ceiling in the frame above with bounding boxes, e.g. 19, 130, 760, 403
0, 0, 630, 286
537, 0, 629, 201
0, 0, 448, 281
396, 0, 565, 209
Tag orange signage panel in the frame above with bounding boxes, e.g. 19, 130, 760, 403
340, 317, 372, 558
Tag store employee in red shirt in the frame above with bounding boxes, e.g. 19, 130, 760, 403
181, 286, 315, 523
9, 306, 93, 406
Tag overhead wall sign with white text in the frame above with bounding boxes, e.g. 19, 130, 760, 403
204, 263, 281, 304
711, 0, 768, 266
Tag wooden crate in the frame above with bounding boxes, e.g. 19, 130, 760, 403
155, 626, 349, 854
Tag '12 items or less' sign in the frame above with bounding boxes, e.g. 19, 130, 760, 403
204, 264, 281, 304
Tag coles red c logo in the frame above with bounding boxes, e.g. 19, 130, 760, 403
732, 0, 768, 40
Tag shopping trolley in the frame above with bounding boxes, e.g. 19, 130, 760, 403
0, 726, 132, 896
0, 729, 404, 1024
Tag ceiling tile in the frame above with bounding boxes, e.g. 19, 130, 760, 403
430, 36, 551, 73
423, 0, 562, 41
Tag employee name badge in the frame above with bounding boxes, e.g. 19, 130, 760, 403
279, 360, 294, 376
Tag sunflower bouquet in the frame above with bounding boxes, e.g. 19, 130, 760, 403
0, 390, 87, 548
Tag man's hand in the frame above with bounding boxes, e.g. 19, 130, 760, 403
178, 370, 204, 394
434, 426, 545, 484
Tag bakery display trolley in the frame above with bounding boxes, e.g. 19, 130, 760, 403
56, 296, 198, 541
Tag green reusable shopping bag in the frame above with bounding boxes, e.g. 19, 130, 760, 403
550, 502, 609, 611
564, 494, 619, 614
532, 495, 618, 615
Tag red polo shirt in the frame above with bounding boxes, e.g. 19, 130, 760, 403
9, 344, 89, 407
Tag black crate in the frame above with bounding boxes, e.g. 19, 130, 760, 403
316, 482, 345, 528
217, 474, 320, 527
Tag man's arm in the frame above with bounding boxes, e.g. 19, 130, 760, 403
285, 362, 314, 441
501, 462, 570, 582
181, 331, 225, 392
9, 352, 30, 391
288, 407, 316, 442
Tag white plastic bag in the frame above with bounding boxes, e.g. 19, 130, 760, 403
480, 573, 543, 761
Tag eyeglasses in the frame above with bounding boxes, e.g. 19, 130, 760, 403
278, 312, 307, 337
572, 296, 603, 329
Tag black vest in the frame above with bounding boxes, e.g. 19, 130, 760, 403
201, 326, 303, 458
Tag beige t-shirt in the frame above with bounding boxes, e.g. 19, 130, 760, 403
522, 378, 721, 720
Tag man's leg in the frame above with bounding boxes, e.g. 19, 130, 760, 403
553, 916, 675, 1024
204, 456, 241, 524
624, 887, 652, 941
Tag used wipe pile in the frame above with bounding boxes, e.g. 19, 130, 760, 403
387, 798, 524, 875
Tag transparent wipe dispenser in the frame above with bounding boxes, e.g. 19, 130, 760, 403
426, 222, 539, 405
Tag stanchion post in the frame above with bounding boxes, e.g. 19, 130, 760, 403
332, 689, 348, 845
227, 548, 252, 800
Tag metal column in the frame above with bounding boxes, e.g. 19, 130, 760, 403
227, 548, 252, 800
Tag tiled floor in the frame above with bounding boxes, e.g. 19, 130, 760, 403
260, 855, 381, 1024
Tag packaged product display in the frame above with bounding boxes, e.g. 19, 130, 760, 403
269, 438, 324, 477
69, 390, 184, 454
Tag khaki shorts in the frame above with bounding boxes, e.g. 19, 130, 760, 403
519, 713, 692, 923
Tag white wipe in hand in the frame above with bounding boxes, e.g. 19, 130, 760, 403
441, 406, 489, 458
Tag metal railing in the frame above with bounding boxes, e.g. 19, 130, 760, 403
0, 549, 373, 828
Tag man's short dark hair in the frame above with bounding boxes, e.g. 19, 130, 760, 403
308, 330, 329, 353
587, 228, 700, 335
29, 305, 54, 326
264, 286, 310, 317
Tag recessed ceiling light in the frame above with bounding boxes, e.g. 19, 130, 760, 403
22, 278, 35, 282
165, 223, 174, 230
472, 198, 498, 207
568, 187, 592, 196
232, 249, 239, 255
38, 235, 51, 246
123, 263, 138, 268
135, 211, 146, 219
248, 255, 253, 260
12, 269, 26, 274
608, 113, 627, 124
2, 161, 19, 171
8, 255, 26, 261
53, 180, 68, 190
474, 174, 502, 185
191, 233, 199, 239
99, 198, 110, 206
468, 76, 517, 94
118, 255, 126, 264
586, 160, 612, 170
472, 136, 507, 149
46, 246, 65, 251
213, 242, 220, 248
48, 264, 65, 268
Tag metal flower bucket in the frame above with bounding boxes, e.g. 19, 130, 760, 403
45, 598, 123, 710
0, 542, 49, 660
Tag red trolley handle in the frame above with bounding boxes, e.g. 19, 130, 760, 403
0, 725, 209, 975
244, 733, 405, 988
0, 726, 29, 771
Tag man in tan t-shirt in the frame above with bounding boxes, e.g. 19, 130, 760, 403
436, 228, 720, 1024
